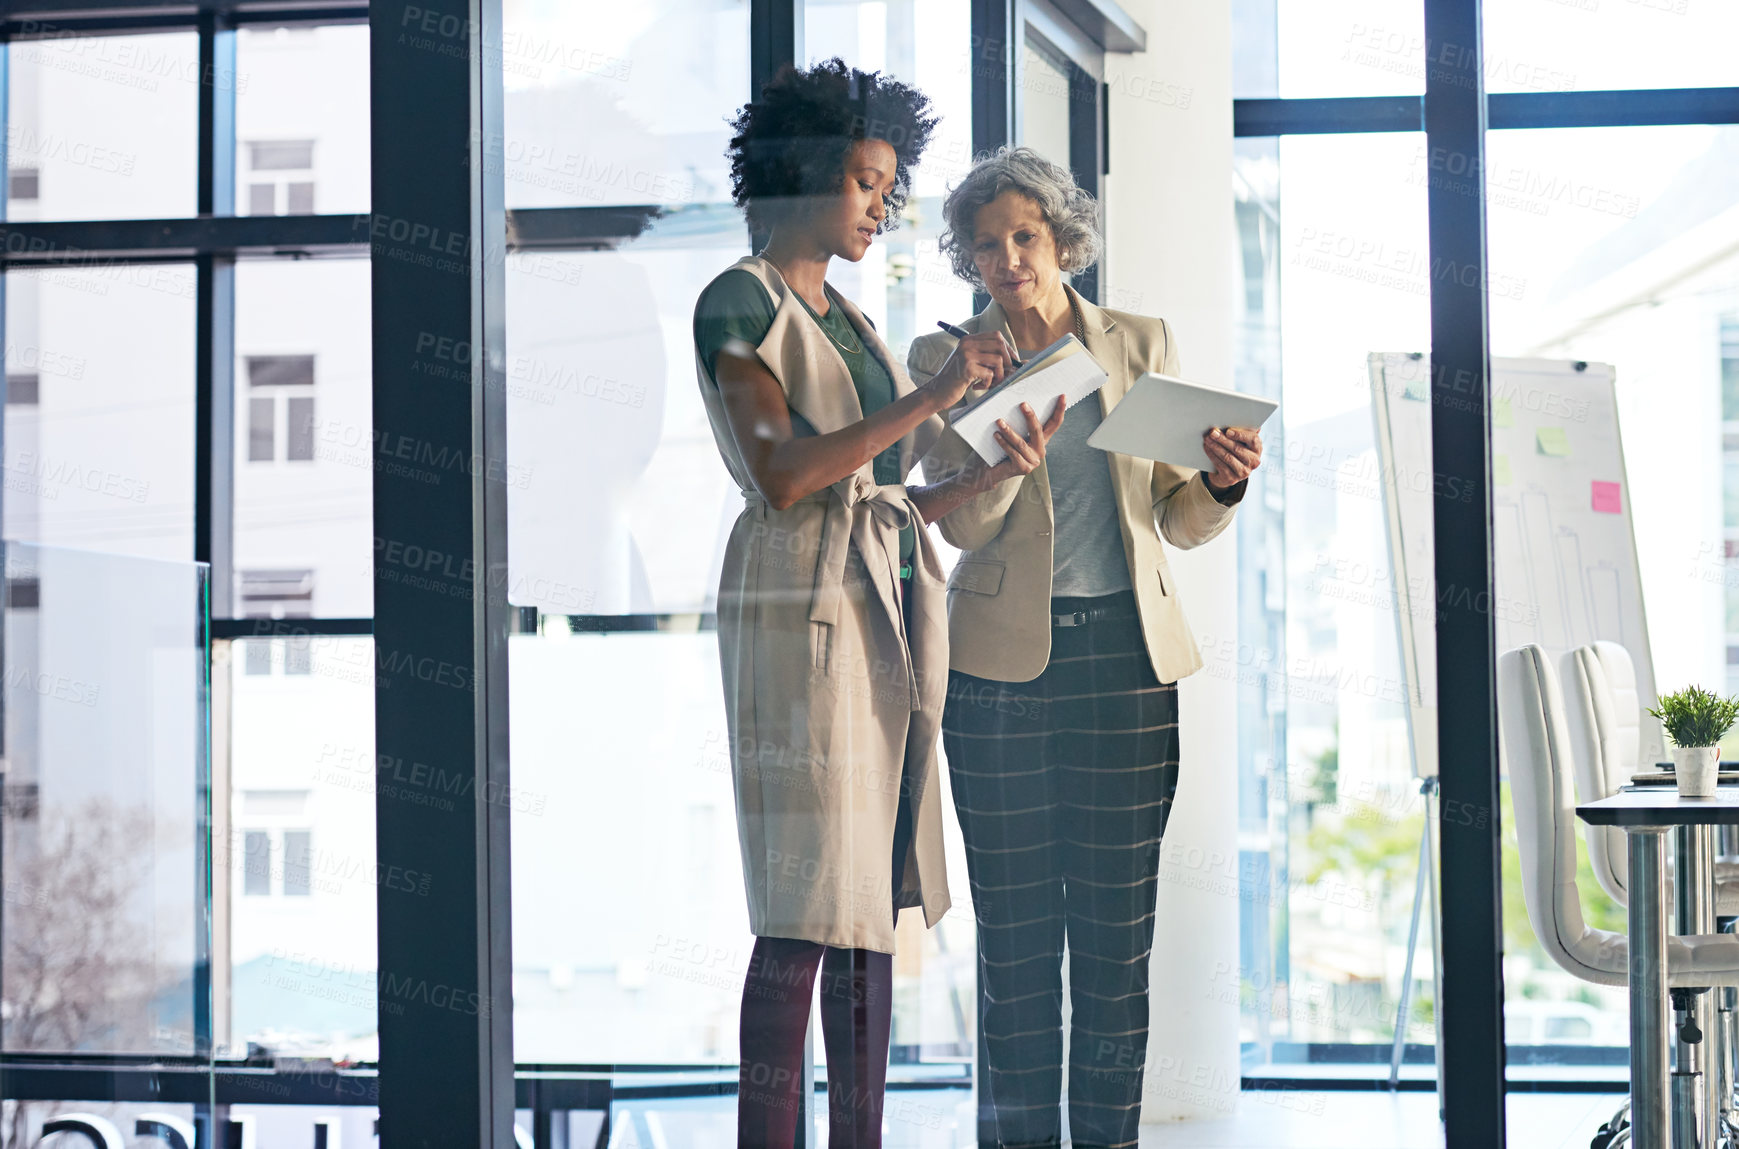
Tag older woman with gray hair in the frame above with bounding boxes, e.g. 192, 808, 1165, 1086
909, 146, 1263, 1148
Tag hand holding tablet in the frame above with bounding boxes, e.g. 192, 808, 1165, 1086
1087, 373, 1279, 470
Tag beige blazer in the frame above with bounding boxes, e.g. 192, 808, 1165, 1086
694, 256, 951, 953
908, 286, 1239, 685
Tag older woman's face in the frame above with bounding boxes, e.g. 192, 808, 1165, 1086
970, 189, 1064, 315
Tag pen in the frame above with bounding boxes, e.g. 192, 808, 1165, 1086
937, 320, 1023, 368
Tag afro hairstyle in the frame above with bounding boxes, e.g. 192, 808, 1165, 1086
726, 57, 938, 236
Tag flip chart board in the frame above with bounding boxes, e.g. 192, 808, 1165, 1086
1369, 353, 1663, 779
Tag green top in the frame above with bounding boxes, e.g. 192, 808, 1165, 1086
694, 268, 913, 566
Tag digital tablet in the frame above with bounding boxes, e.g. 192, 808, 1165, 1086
1087, 372, 1278, 470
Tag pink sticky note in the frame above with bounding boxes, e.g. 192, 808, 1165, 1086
1591, 481, 1622, 514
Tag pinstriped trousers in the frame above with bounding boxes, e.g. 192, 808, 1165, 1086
941, 591, 1181, 1149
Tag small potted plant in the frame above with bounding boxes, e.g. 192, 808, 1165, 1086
1648, 685, 1739, 797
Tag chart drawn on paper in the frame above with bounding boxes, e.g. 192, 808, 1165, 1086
1370, 354, 1662, 779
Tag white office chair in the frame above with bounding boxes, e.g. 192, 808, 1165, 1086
1504, 645, 1739, 1148
1560, 641, 1739, 913
1501, 644, 1739, 987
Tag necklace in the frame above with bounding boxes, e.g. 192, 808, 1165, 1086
758, 250, 863, 355
810, 294, 864, 355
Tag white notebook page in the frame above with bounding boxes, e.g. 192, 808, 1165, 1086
950, 343, 1109, 464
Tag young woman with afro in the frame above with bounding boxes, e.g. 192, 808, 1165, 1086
692, 58, 1052, 1147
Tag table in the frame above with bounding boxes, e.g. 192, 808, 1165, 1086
1579, 789, 1739, 1148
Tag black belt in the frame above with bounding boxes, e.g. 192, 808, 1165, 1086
1051, 591, 1139, 628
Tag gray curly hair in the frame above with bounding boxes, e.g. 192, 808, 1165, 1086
938, 146, 1102, 289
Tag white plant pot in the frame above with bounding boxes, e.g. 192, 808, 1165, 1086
1673, 745, 1721, 797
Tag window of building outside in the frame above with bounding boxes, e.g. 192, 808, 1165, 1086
233, 258, 373, 621
244, 140, 316, 215
9, 167, 39, 202
247, 354, 317, 463
7, 373, 40, 405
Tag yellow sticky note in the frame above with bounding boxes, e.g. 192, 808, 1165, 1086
1494, 455, 1512, 486
1494, 397, 1513, 428
1536, 426, 1570, 457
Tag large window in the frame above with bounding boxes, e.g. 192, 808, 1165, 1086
1232, 131, 1436, 1069
0, 12, 383, 1143
1234, 0, 1739, 1133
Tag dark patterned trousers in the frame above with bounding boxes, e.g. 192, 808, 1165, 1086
942, 590, 1181, 1149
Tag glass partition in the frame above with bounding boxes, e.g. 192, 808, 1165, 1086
0, 540, 214, 1136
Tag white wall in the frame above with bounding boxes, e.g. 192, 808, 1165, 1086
1102, 0, 1244, 1124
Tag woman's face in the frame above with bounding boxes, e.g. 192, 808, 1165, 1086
969, 190, 1064, 315
813, 138, 898, 262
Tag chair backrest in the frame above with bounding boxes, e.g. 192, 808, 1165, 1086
1497, 645, 1627, 985
1559, 641, 1640, 906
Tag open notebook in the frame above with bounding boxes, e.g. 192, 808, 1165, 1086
949, 334, 1109, 465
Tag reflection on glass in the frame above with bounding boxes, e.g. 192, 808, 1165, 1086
510, 630, 741, 1061
3, 266, 196, 562
233, 258, 373, 619
499, 0, 746, 209
1, 542, 207, 1055
223, 635, 377, 1062
504, 227, 744, 618
5, 1104, 205, 1149
236, 24, 372, 215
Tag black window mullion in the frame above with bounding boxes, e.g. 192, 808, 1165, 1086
1424, 0, 1505, 1144
747, 0, 800, 255
369, 0, 513, 1138
1231, 87, 1739, 138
